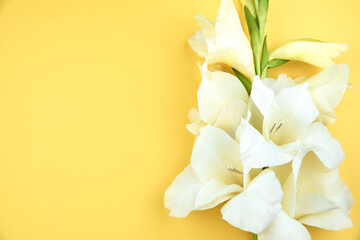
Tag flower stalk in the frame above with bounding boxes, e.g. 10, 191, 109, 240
168, 0, 353, 239
236, 0, 289, 92
244, 0, 268, 79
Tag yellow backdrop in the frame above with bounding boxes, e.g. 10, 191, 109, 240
0, 0, 358, 239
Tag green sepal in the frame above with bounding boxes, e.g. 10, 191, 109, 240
244, 6, 261, 75
260, 35, 269, 78
257, 0, 269, 38
254, 0, 259, 14
260, 68, 268, 79
260, 59, 289, 79
232, 68, 252, 95
267, 59, 289, 68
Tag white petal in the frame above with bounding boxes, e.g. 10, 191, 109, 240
259, 210, 311, 240
195, 178, 242, 209
198, 62, 248, 124
289, 151, 338, 218
206, 48, 254, 79
191, 125, 243, 185
296, 152, 339, 196
299, 209, 353, 231
282, 173, 296, 218
291, 151, 306, 186
265, 84, 319, 145
186, 108, 207, 135
188, 30, 208, 57
292, 152, 353, 230
221, 170, 283, 233
327, 178, 353, 213
317, 110, 336, 126
301, 122, 345, 170
188, 108, 201, 123
299, 178, 353, 230
295, 193, 337, 219
213, 0, 254, 79
164, 165, 203, 217
305, 64, 349, 125
239, 120, 295, 169
195, 14, 216, 52
186, 121, 207, 136
215, 99, 247, 138
269, 38, 349, 68
250, 76, 275, 117
262, 74, 296, 95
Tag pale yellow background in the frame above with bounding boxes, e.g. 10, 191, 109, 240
0, 0, 357, 239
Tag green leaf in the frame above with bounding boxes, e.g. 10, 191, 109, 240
260, 36, 269, 79
232, 68, 252, 95
244, 6, 261, 75
267, 59, 289, 68
260, 68, 268, 79
260, 59, 289, 79
257, 0, 269, 38
239, 0, 256, 16
260, 35, 269, 78
254, 0, 259, 14
244, 6, 260, 38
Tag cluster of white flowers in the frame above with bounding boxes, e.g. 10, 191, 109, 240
164, 0, 353, 239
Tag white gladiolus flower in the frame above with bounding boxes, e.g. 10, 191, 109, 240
186, 108, 207, 136
238, 75, 345, 174
186, 61, 248, 138
165, 125, 283, 233
188, 0, 255, 80
259, 152, 353, 240
238, 76, 318, 170
295, 64, 349, 125
167, 0, 353, 238
269, 38, 349, 68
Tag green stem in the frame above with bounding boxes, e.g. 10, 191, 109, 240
253, 233, 258, 240
232, 68, 252, 95
244, 0, 270, 79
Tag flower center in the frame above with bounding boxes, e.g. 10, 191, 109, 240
226, 161, 243, 175
225, 161, 244, 187
268, 115, 289, 144
227, 167, 243, 175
